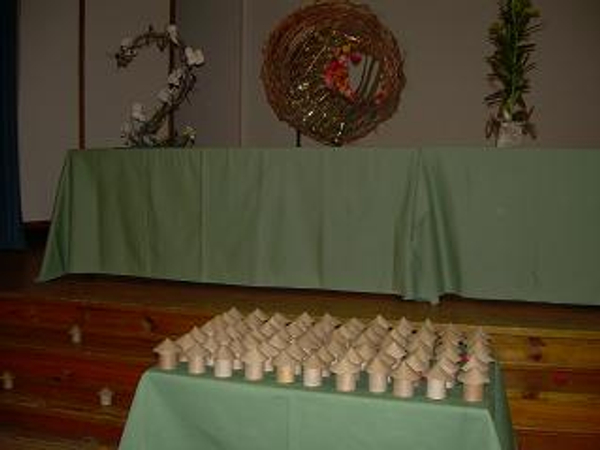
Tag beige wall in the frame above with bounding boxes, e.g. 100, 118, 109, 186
17, 0, 600, 220
18, 0, 79, 222
18, 0, 170, 221
181, 0, 600, 148
175, 0, 243, 146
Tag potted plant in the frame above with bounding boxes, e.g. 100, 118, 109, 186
485, 0, 541, 147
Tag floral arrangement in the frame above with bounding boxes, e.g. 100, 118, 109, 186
484, 0, 541, 140
323, 44, 388, 106
323, 45, 363, 100
114, 24, 205, 147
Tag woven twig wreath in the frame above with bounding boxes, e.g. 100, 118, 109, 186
262, 1, 405, 146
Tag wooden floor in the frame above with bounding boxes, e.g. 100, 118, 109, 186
1, 234, 600, 449
2, 231, 599, 332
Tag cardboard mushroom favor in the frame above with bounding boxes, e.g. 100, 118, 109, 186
459, 367, 490, 402
285, 342, 307, 375
383, 339, 407, 363
366, 355, 391, 393
242, 345, 268, 381
391, 360, 421, 398
229, 339, 244, 370
98, 387, 114, 407
259, 340, 279, 372
273, 350, 298, 384
425, 364, 453, 400
316, 346, 335, 377
331, 356, 361, 392
303, 353, 324, 387
461, 355, 490, 374
190, 326, 207, 344
214, 344, 235, 378
2, 371, 14, 390
404, 352, 429, 375
394, 317, 414, 338
176, 332, 198, 363
186, 343, 208, 374
153, 338, 180, 370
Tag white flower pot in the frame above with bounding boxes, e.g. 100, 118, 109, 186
496, 121, 524, 148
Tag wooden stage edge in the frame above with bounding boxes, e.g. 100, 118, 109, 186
2, 268, 600, 449
6, 273, 600, 334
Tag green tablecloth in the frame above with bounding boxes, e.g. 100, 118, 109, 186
39, 147, 600, 305
118, 364, 514, 450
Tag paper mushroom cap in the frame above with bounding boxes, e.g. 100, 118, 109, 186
422, 318, 436, 333
395, 317, 414, 337
436, 345, 461, 363
259, 341, 280, 358
321, 313, 341, 327
285, 342, 307, 361
426, 363, 453, 381
355, 342, 377, 361
154, 338, 180, 355
384, 340, 407, 360
242, 345, 267, 364
303, 353, 324, 370
189, 326, 207, 344
270, 312, 289, 328
185, 343, 208, 360
215, 344, 234, 361
436, 355, 459, 375
459, 367, 490, 385
331, 356, 361, 374
366, 355, 391, 375
344, 347, 364, 366
462, 355, 490, 372
226, 307, 244, 321
316, 346, 335, 364
175, 333, 197, 352
296, 312, 313, 326
251, 308, 269, 322
268, 333, 289, 350
273, 349, 297, 368
405, 353, 429, 373
347, 318, 366, 333
371, 314, 392, 330
391, 360, 421, 381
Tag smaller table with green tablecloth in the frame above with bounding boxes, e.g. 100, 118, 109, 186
118, 363, 514, 450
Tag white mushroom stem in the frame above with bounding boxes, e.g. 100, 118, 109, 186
303, 366, 322, 387
393, 378, 415, 398
463, 383, 485, 402
244, 361, 265, 381
368, 372, 388, 393
426, 378, 447, 400
335, 373, 357, 392
276, 365, 295, 384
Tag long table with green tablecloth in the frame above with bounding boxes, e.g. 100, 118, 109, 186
118, 364, 514, 450
39, 147, 600, 305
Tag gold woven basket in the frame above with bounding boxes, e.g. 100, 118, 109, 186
261, 1, 405, 146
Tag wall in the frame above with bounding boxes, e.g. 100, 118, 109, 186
175, 0, 243, 147
18, 0, 170, 222
180, 0, 600, 148
18, 0, 79, 222
17, 0, 600, 220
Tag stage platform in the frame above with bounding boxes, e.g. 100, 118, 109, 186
1, 246, 600, 449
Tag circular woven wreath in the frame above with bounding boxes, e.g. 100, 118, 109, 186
114, 25, 204, 147
262, 1, 405, 146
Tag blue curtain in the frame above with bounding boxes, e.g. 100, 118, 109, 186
0, 0, 25, 249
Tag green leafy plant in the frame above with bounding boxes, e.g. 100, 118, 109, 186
485, 0, 541, 139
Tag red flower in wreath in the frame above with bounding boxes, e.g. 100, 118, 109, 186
323, 46, 363, 101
